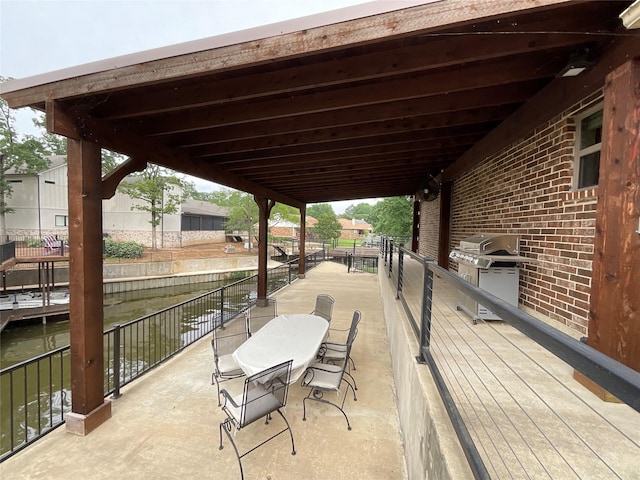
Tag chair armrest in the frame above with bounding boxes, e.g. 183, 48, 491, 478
322, 342, 347, 353
219, 388, 240, 408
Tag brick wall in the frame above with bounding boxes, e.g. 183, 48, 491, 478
418, 196, 440, 260
420, 94, 603, 335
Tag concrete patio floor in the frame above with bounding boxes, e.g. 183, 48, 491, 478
0, 262, 408, 480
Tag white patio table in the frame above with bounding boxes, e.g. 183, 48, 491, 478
232, 313, 329, 383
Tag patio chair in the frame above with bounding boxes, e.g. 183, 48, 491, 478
245, 298, 277, 337
219, 359, 295, 480
43, 235, 65, 255
211, 321, 249, 406
319, 310, 361, 388
310, 294, 334, 323
301, 328, 357, 430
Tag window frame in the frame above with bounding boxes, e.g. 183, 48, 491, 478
574, 102, 603, 190
55, 215, 69, 227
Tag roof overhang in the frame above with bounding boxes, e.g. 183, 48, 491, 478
2, 0, 638, 208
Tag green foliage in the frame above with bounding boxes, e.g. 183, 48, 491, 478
101, 149, 128, 173
210, 189, 258, 240
26, 237, 44, 247
117, 164, 188, 249
32, 113, 67, 155
210, 189, 300, 246
0, 89, 54, 237
103, 238, 144, 258
307, 203, 335, 218
312, 212, 342, 241
371, 196, 413, 237
340, 203, 374, 223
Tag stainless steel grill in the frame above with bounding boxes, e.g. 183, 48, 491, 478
449, 233, 530, 323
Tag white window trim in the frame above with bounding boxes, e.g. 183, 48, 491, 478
55, 215, 68, 227
574, 102, 603, 190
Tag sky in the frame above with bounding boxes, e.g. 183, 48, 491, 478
0, 0, 382, 213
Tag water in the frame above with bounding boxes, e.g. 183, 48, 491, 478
0, 281, 223, 369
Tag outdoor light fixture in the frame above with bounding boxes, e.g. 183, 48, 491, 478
620, 0, 640, 29
558, 50, 595, 77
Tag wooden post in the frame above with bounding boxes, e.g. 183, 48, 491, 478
577, 59, 640, 399
438, 181, 452, 268
411, 198, 420, 253
298, 207, 306, 278
254, 195, 274, 307
65, 138, 111, 435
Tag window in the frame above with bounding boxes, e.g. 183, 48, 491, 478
55, 215, 68, 227
181, 214, 227, 231
575, 105, 602, 189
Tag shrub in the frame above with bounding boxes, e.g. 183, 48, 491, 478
104, 238, 144, 259
27, 238, 44, 247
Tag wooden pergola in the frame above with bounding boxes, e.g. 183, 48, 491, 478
1, 0, 638, 434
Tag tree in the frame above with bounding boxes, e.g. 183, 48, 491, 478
371, 196, 413, 238
32, 113, 67, 155
307, 203, 335, 218
101, 149, 128, 174
0, 91, 51, 240
117, 164, 187, 250
312, 212, 342, 242
341, 202, 374, 222
211, 189, 301, 251
210, 189, 259, 250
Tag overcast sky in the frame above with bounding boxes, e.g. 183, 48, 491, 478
0, 0, 381, 212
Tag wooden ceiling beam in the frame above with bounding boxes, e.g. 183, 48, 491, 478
46, 103, 304, 209
257, 163, 454, 187
93, 32, 589, 120
208, 131, 483, 168
163, 79, 544, 148
443, 35, 640, 181
221, 143, 472, 176
130, 51, 563, 136
188, 105, 510, 162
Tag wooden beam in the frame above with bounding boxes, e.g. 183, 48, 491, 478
438, 181, 452, 268
167, 80, 541, 148
2, 0, 579, 108
443, 36, 640, 181
101, 157, 147, 199
299, 207, 307, 278
66, 137, 111, 434
47, 104, 304, 209
255, 196, 275, 304
45, 100, 81, 140
197, 130, 486, 164
94, 31, 589, 120
132, 52, 561, 136
412, 199, 420, 253
587, 59, 640, 373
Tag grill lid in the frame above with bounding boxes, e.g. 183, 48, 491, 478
458, 233, 520, 255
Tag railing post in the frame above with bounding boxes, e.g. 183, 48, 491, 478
417, 261, 433, 363
112, 324, 122, 399
219, 288, 225, 328
396, 247, 404, 299
388, 240, 394, 278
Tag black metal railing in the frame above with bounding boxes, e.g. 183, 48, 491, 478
382, 238, 640, 479
0, 241, 16, 263
5, 235, 69, 258
326, 251, 379, 274
0, 251, 324, 462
